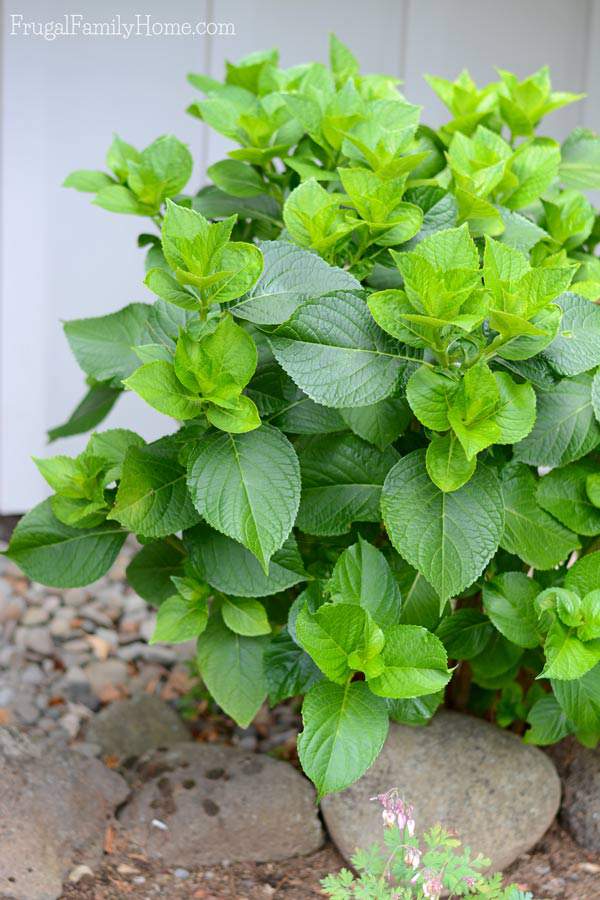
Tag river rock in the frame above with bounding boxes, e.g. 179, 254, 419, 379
119, 742, 323, 865
321, 711, 560, 871
0, 728, 128, 900
86, 694, 190, 759
553, 739, 600, 851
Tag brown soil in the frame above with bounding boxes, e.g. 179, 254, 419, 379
59, 822, 599, 899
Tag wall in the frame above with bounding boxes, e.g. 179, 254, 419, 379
1, 0, 599, 510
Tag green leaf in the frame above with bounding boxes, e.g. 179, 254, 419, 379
221, 596, 271, 636
185, 525, 308, 597
381, 449, 504, 603
192, 185, 281, 225
500, 463, 580, 569
64, 170, 115, 192
264, 629, 322, 705
436, 609, 494, 660
86, 428, 145, 481
553, 662, 600, 746
297, 433, 399, 536
406, 366, 457, 431
470, 631, 523, 689
197, 610, 268, 727
5, 499, 125, 588
124, 361, 203, 419
232, 240, 360, 326
207, 159, 264, 197
47, 382, 121, 442
564, 551, 600, 596
283, 178, 354, 256
110, 441, 200, 537
387, 691, 444, 727
425, 432, 476, 492
327, 538, 401, 629
482, 572, 541, 648
64, 303, 152, 386
524, 695, 571, 745
174, 314, 257, 397
296, 603, 384, 683
368, 624, 451, 698
514, 374, 600, 468
394, 557, 443, 630
270, 292, 409, 408
297, 680, 389, 798
544, 293, 600, 376
128, 135, 192, 205
187, 425, 300, 571
339, 397, 411, 450
541, 620, 600, 680
497, 206, 547, 253
560, 127, 600, 189
494, 372, 537, 445
126, 538, 185, 605
537, 460, 600, 536
150, 592, 208, 644
94, 184, 152, 215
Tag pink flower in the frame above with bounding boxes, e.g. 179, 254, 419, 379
423, 875, 443, 898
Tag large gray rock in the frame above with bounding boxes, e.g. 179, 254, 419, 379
0, 728, 128, 900
552, 738, 600, 851
321, 711, 561, 871
119, 742, 323, 865
86, 694, 190, 759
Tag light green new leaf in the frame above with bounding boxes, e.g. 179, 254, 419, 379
368, 624, 451, 698
271, 292, 409, 408
514, 373, 600, 468
298, 680, 389, 798
124, 361, 203, 420
197, 611, 268, 727
493, 372, 537, 445
5, 499, 125, 588
560, 128, 600, 189
64, 170, 115, 192
86, 428, 145, 481
296, 603, 384, 683
150, 593, 208, 644
296, 433, 399, 536
221, 596, 271, 636
406, 366, 457, 431
537, 460, 600, 536
564, 551, 600, 597
110, 442, 200, 537
94, 184, 152, 215
187, 425, 300, 571
500, 463, 579, 568
327, 538, 401, 629
425, 432, 476, 492
524, 695, 571, 745
207, 159, 264, 197
482, 572, 541, 648
541, 620, 600, 680
381, 450, 504, 603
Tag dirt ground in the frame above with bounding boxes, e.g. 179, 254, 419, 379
58, 822, 600, 899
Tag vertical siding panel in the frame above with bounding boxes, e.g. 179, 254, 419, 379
581, 0, 600, 130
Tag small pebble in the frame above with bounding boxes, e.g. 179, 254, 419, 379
174, 868, 190, 879
68, 864, 94, 883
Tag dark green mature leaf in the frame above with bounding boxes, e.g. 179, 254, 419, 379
264, 629, 322, 705
436, 610, 494, 660
197, 610, 268, 727
111, 442, 200, 537
544, 293, 600, 376
270, 292, 411, 407
64, 303, 152, 386
553, 662, 600, 746
47, 382, 121, 442
339, 397, 411, 450
192, 185, 281, 225
500, 463, 580, 568
185, 525, 308, 597
482, 572, 541, 648
5, 499, 125, 588
126, 538, 185, 605
537, 460, 600, 536
393, 557, 442, 631
381, 450, 504, 603
187, 425, 300, 571
150, 593, 208, 644
298, 680, 389, 798
296, 433, 399, 536
387, 691, 444, 726
524, 695, 571, 745
232, 241, 360, 325
248, 359, 346, 434
514, 374, 600, 468
327, 538, 401, 629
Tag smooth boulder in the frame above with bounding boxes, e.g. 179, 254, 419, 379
119, 742, 323, 865
0, 729, 128, 900
86, 694, 190, 759
554, 739, 600, 851
321, 710, 560, 871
